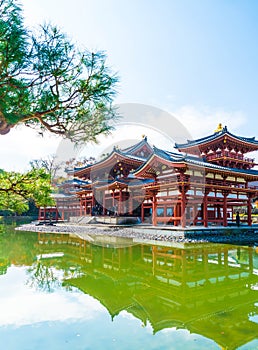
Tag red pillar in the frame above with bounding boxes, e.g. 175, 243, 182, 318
181, 187, 186, 227
103, 192, 106, 215
247, 196, 252, 226
223, 193, 228, 227
217, 204, 221, 223
118, 189, 122, 215
174, 203, 179, 226
203, 193, 208, 227
173, 204, 177, 225
152, 194, 157, 226
193, 204, 198, 225
141, 203, 144, 223
91, 190, 96, 216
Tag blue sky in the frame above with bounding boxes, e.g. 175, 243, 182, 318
1, 0, 258, 170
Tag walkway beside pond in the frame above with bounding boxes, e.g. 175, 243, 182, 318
15, 222, 258, 245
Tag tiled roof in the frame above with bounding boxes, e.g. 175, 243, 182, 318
70, 137, 258, 179
153, 146, 185, 161
175, 126, 258, 149
185, 156, 258, 176
135, 145, 258, 177
72, 146, 146, 174
121, 136, 153, 158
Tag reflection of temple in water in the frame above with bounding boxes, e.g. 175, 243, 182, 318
37, 233, 258, 350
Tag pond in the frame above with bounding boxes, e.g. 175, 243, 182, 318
0, 222, 258, 350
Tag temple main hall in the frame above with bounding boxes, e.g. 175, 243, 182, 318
69, 125, 258, 227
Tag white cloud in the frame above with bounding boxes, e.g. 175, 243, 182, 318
0, 126, 61, 172
171, 105, 246, 139
0, 104, 254, 172
169, 105, 258, 163
77, 123, 174, 160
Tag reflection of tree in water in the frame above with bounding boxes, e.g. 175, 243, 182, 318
27, 259, 61, 293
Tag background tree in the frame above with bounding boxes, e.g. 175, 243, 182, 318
0, 168, 54, 214
30, 155, 64, 182
0, 0, 118, 143
64, 156, 96, 170
30, 154, 96, 185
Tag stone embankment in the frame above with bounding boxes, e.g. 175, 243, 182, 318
15, 222, 258, 245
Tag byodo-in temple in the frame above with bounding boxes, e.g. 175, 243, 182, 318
64, 124, 258, 227
42, 124, 258, 227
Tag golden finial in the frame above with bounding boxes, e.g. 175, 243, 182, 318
142, 134, 146, 139
214, 123, 223, 133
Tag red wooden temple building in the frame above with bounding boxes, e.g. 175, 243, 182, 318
70, 124, 258, 227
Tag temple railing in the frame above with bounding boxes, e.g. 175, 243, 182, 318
206, 152, 254, 163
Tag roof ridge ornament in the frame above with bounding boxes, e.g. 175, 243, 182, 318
113, 145, 120, 151
214, 123, 223, 133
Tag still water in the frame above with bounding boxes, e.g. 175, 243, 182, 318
0, 223, 258, 350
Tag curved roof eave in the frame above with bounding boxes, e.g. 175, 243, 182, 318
133, 147, 258, 179
132, 147, 186, 176
73, 149, 145, 177
122, 137, 153, 155
175, 126, 258, 149
186, 156, 258, 177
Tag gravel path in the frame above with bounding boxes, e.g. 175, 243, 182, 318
15, 222, 258, 245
